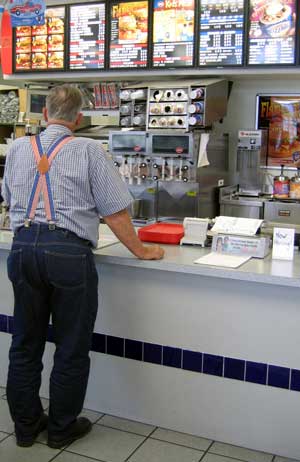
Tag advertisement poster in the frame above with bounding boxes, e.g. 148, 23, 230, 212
8, 0, 46, 27
248, 0, 296, 65
199, 0, 244, 66
69, 3, 106, 70
110, 1, 148, 68
152, 0, 194, 67
15, 7, 65, 71
257, 95, 300, 166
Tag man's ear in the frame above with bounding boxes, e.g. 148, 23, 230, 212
75, 112, 83, 127
43, 107, 48, 122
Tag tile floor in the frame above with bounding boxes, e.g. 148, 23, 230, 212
0, 386, 299, 462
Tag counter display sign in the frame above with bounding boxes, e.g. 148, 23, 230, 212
152, 0, 195, 68
69, 3, 105, 70
256, 94, 300, 166
109, 1, 148, 68
15, 7, 65, 71
199, 0, 245, 66
248, 0, 296, 65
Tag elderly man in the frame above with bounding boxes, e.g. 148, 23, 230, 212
2, 84, 164, 449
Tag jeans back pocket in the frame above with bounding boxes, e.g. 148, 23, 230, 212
45, 250, 87, 289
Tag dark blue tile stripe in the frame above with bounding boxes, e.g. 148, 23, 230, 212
1, 314, 299, 393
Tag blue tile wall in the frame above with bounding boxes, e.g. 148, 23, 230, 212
268, 365, 290, 389
0, 314, 299, 393
144, 342, 162, 365
290, 369, 300, 392
92, 333, 106, 354
106, 335, 124, 357
125, 339, 143, 361
246, 361, 267, 385
203, 354, 223, 377
224, 358, 245, 381
163, 346, 182, 368
0, 314, 7, 333
183, 350, 202, 373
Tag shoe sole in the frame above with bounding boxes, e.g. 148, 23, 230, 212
17, 440, 35, 448
47, 422, 92, 449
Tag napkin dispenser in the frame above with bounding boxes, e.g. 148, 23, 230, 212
180, 217, 209, 246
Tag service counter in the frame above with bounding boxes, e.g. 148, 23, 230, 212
0, 230, 299, 459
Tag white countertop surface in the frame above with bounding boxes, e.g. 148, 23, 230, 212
1, 227, 300, 288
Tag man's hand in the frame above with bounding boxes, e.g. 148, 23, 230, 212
103, 209, 165, 260
138, 244, 165, 260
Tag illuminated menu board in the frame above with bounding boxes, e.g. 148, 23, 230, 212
69, 3, 105, 70
248, 0, 296, 65
15, 7, 65, 71
199, 0, 244, 66
109, 1, 148, 68
152, 0, 194, 68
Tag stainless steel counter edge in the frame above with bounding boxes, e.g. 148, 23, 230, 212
0, 231, 299, 288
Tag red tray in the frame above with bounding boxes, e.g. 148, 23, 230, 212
138, 223, 184, 245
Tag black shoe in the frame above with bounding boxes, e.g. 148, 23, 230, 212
47, 417, 92, 449
16, 413, 48, 448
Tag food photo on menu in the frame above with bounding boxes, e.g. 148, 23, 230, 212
153, 0, 194, 44
16, 36, 31, 54
15, 53, 31, 70
111, 1, 148, 43
32, 35, 47, 53
257, 95, 300, 167
248, 0, 296, 64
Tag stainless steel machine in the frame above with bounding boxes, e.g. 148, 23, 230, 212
236, 129, 268, 196
109, 130, 199, 221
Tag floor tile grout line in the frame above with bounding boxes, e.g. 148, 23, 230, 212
46, 447, 68, 462
62, 448, 107, 462
149, 435, 212, 453
0, 433, 13, 445
91, 414, 105, 424
208, 450, 269, 462
123, 426, 158, 462
95, 421, 156, 438
199, 440, 215, 461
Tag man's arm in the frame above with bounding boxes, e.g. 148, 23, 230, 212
103, 209, 164, 260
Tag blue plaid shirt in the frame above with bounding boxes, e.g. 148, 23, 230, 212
2, 124, 132, 247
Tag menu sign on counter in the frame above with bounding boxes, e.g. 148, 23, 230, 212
15, 7, 65, 71
109, 1, 148, 68
199, 0, 245, 66
152, 0, 195, 68
69, 3, 105, 70
248, 0, 296, 65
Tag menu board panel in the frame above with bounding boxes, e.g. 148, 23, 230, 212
15, 7, 65, 71
199, 0, 244, 66
248, 0, 296, 65
69, 3, 105, 70
109, 1, 148, 68
152, 0, 195, 68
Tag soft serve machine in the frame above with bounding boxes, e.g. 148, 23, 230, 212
109, 79, 229, 222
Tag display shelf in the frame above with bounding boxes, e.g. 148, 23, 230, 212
81, 110, 119, 117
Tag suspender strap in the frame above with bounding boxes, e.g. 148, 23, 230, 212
25, 134, 73, 224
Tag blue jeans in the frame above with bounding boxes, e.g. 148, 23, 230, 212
6, 223, 98, 439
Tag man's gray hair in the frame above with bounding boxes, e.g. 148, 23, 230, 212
46, 85, 83, 122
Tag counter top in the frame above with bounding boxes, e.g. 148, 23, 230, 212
0, 229, 300, 288
95, 242, 300, 289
